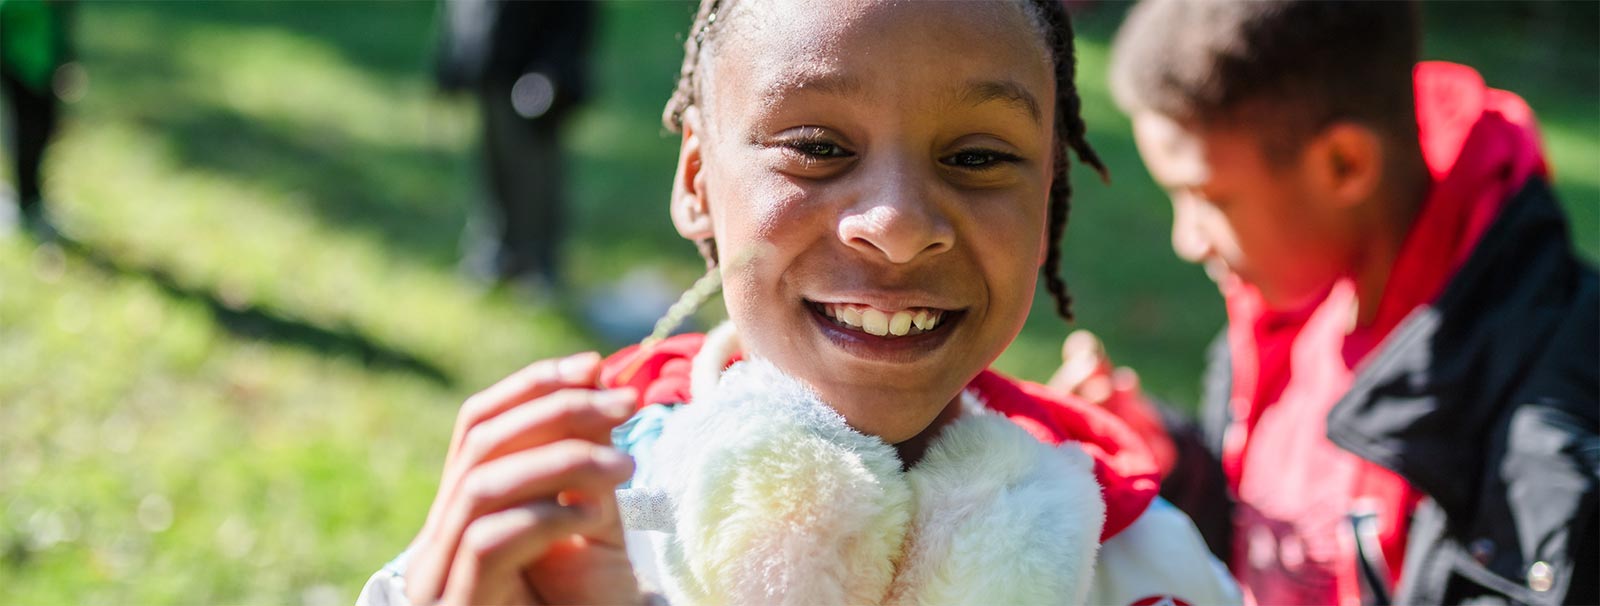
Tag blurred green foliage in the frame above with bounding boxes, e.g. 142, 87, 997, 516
0, 1, 1592, 603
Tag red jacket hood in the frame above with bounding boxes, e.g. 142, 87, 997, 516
600, 334, 1162, 543
1369, 61, 1548, 338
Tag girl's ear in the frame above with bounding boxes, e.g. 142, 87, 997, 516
671, 107, 715, 242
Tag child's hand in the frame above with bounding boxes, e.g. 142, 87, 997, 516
404, 352, 646, 606
1049, 330, 1177, 478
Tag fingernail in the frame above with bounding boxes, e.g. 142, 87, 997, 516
558, 352, 601, 382
1064, 330, 1097, 356
596, 389, 637, 419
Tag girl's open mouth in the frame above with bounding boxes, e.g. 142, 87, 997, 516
813, 302, 946, 337
803, 299, 964, 361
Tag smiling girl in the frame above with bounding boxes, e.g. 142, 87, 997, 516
361, 1, 1238, 604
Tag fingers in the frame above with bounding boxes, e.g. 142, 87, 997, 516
440, 501, 599, 606
1062, 329, 1102, 362
425, 387, 635, 548
525, 530, 642, 604
449, 352, 604, 459
408, 353, 644, 606
409, 440, 636, 606
555, 480, 628, 548
1049, 330, 1113, 398
447, 388, 638, 490
418, 354, 615, 567
447, 440, 635, 536
1112, 367, 1141, 394
1100, 366, 1147, 418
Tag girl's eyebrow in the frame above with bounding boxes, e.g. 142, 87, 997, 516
958, 79, 1042, 125
760, 71, 867, 105
758, 72, 1040, 125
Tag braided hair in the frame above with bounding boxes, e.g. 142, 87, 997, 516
662, 0, 1108, 322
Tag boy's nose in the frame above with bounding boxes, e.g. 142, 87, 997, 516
837, 174, 954, 264
1169, 194, 1212, 264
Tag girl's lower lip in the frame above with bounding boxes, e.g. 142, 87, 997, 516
806, 304, 960, 364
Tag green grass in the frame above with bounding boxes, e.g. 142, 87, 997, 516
1, 2, 1594, 603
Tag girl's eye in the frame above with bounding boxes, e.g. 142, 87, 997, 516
786, 140, 852, 159
943, 149, 1021, 169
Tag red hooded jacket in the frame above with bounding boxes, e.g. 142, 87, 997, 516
1220, 62, 1548, 606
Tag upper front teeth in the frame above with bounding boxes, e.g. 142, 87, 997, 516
888, 311, 912, 336
862, 309, 890, 335
823, 303, 943, 337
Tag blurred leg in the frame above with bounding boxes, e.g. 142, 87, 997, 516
0, 68, 58, 215
478, 78, 567, 286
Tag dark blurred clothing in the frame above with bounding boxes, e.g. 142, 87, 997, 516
437, 0, 595, 285
0, 0, 72, 216
0, 69, 55, 212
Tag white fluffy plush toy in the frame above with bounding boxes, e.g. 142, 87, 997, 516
618, 327, 1107, 605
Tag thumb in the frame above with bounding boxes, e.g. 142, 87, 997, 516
1049, 330, 1112, 395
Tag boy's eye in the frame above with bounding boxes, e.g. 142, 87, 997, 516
942, 149, 1021, 169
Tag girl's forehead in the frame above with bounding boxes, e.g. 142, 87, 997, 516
724, 0, 1041, 60
703, 0, 1052, 118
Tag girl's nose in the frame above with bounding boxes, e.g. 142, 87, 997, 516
837, 169, 954, 264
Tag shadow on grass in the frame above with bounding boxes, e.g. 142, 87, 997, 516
77, 1, 470, 269
108, 0, 441, 83
148, 104, 468, 267
48, 233, 455, 387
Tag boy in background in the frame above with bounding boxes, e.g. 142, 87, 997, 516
1057, 1, 1597, 604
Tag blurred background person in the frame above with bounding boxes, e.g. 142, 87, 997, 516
0, 0, 73, 237
436, 0, 594, 294
1056, 2, 1597, 605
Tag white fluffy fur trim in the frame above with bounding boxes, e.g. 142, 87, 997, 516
689, 321, 741, 399
651, 357, 911, 605
645, 325, 1106, 604
888, 411, 1105, 604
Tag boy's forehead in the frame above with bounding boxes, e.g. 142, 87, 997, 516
1132, 112, 1210, 189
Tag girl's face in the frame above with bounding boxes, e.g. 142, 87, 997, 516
673, 0, 1057, 443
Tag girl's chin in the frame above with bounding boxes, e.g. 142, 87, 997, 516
803, 382, 960, 442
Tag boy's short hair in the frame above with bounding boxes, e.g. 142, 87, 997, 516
1110, 0, 1420, 160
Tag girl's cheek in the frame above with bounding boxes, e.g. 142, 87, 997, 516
966, 190, 1048, 243
745, 179, 825, 239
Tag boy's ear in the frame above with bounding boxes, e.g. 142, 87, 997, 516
1306, 122, 1383, 208
671, 107, 715, 242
